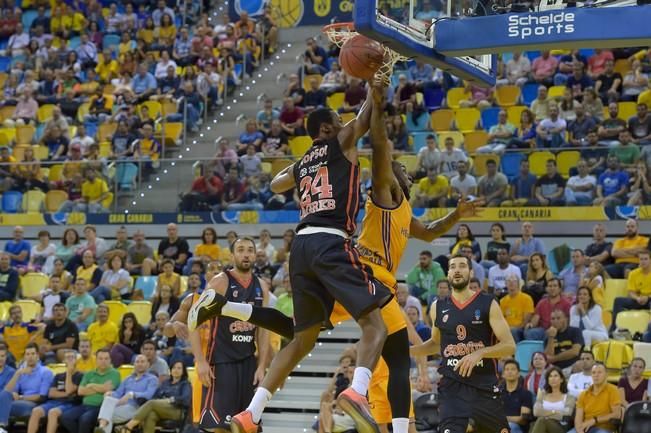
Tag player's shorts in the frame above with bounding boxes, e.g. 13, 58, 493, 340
289, 232, 392, 331
330, 296, 407, 336
368, 358, 414, 425
199, 356, 257, 430
36, 400, 76, 415
438, 376, 509, 433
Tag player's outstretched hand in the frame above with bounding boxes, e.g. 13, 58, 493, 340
456, 197, 485, 219
454, 351, 482, 377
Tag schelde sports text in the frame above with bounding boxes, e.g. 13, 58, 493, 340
507, 12, 575, 39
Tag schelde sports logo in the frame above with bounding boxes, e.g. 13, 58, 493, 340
507, 11, 575, 39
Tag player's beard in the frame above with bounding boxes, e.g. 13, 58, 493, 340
235, 260, 252, 273
450, 276, 470, 291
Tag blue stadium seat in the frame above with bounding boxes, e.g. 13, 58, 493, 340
423, 87, 445, 111
521, 83, 538, 106
102, 34, 121, 52
135, 276, 158, 300
10, 55, 26, 68
407, 113, 429, 132
501, 152, 525, 180
411, 132, 431, 153
525, 51, 541, 62
0, 40, 7, 51
579, 48, 595, 59
0, 56, 10, 72
480, 107, 500, 130
515, 340, 544, 373
233, 63, 243, 79
34, 123, 46, 142
116, 163, 138, 191
21, 10, 38, 29
68, 36, 81, 50
84, 122, 98, 139
2, 191, 22, 213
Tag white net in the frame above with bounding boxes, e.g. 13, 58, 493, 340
323, 23, 409, 86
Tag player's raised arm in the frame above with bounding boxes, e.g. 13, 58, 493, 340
410, 199, 484, 242
270, 162, 296, 193
410, 300, 441, 357
454, 300, 516, 378
338, 84, 374, 153
369, 82, 395, 207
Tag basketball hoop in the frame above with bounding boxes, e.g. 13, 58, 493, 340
322, 22, 408, 85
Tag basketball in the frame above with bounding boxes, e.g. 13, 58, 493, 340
339, 34, 385, 81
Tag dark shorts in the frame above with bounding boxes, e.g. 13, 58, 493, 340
289, 232, 392, 332
438, 377, 509, 433
200, 356, 257, 430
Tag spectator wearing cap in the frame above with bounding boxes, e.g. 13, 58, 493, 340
4, 226, 30, 269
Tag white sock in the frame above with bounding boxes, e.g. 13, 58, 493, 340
351, 367, 372, 395
247, 387, 272, 423
392, 418, 409, 433
222, 302, 253, 321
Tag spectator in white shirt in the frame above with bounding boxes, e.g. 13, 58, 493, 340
2, 22, 29, 56
567, 351, 595, 398
70, 125, 96, 157
154, 50, 178, 80
440, 136, 469, 178
569, 286, 608, 346
152, 0, 175, 27
415, 134, 441, 179
565, 159, 597, 206
319, 62, 346, 94
488, 248, 522, 296
76, 33, 98, 68
536, 104, 567, 148
498, 52, 531, 87
448, 160, 477, 206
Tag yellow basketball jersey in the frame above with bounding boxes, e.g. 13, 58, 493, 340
357, 196, 412, 291
192, 291, 212, 423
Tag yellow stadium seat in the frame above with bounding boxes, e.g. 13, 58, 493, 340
0, 106, 15, 123
528, 151, 555, 177
160, 100, 178, 117
99, 142, 112, 158
12, 144, 28, 161
438, 131, 464, 149
180, 276, 188, 295
76, 102, 90, 123
633, 342, 651, 378
548, 86, 566, 99
430, 109, 455, 132
472, 154, 501, 177
614, 59, 631, 76
604, 278, 629, 311
15, 125, 35, 145
340, 112, 356, 124
33, 145, 49, 160
396, 154, 418, 173
261, 162, 271, 174
103, 301, 128, 326
161, 123, 183, 148
592, 340, 634, 372
98, 123, 118, 142
187, 366, 197, 384
271, 159, 293, 176
446, 88, 471, 109
359, 156, 371, 171
20, 272, 49, 298
48, 165, 64, 182
22, 190, 45, 213
303, 74, 323, 90
495, 85, 521, 107
453, 108, 481, 133
37, 104, 56, 123
45, 190, 69, 212
327, 93, 345, 111
618, 101, 637, 121
463, 131, 489, 153
0, 73, 7, 90
289, 136, 312, 157
47, 363, 67, 375
140, 101, 162, 119
101, 192, 113, 210
556, 151, 580, 178
126, 301, 152, 326
15, 300, 42, 322
507, 106, 527, 126
118, 364, 134, 380
616, 310, 651, 335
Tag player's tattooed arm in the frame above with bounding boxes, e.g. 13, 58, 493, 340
410, 302, 440, 357
270, 162, 296, 193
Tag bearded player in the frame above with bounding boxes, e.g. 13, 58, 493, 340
411, 255, 516, 433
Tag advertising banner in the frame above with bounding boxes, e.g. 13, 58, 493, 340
230, 0, 353, 28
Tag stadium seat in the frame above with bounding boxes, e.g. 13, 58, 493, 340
20, 272, 49, 298
604, 278, 628, 311
472, 154, 500, 177
515, 340, 544, 373
15, 125, 35, 145
15, 300, 41, 322
437, 131, 464, 149
0, 57, 10, 73
618, 101, 637, 121
37, 104, 56, 123
33, 145, 48, 160
271, 159, 293, 177
406, 113, 430, 132
463, 131, 489, 153
98, 123, 118, 142
632, 343, 651, 378
446, 88, 471, 109
592, 341, 633, 381
187, 366, 197, 385
529, 151, 555, 177
261, 162, 271, 174
423, 87, 445, 111
160, 123, 183, 149
453, 108, 480, 133
102, 34, 121, 52
22, 190, 45, 213
614, 59, 631, 76
359, 157, 371, 171
548, 86, 566, 100
126, 301, 152, 326
68, 36, 81, 50
525, 50, 541, 62
521, 83, 539, 106
480, 107, 500, 130
495, 85, 521, 107
622, 401, 651, 433
47, 165, 64, 182
430, 109, 454, 132
326, 93, 345, 111
160, 100, 178, 117
0, 302, 10, 321
140, 101, 162, 119
116, 163, 138, 191
303, 74, 323, 90
616, 310, 651, 335
289, 136, 312, 157
411, 132, 431, 153
135, 276, 158, 300
103, 301, 128, 326
501, 152, 525, 180
118, 364, 134, 379
11, 144, 28, 161
556, 151, 581, 178
21, 10, 38, 28
2, 191, 22, 213
396, 154, 418, 173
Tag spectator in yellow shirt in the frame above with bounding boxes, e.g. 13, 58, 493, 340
500, 274, 534, 342
610, 250, 651, 332
193, 227, 221, 266
87, 304, 118, 354
0, 305, 39, 361
95, 50, 119, 83
156, 259, 181, 298
74, 168, 110, 213
75, 339, 96, 372
411, 168, 449, 208
133, 124, 161, 173
573, 363, 621, 433
607, 218, 649, 278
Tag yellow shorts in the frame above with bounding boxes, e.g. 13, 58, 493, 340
329, 297, 407, 335
191, 373, 203, 423
369, 358, 415, 424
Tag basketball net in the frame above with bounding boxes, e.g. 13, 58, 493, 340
322, 22, 408, 86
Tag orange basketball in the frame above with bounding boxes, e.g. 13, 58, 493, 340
338, 34, 385, 81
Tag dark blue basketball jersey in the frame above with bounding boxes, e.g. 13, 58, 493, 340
293, 137, 360, 236
209, 271, 264, 364
435, 291, 499, 391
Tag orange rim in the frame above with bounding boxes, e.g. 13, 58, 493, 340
321, 21, 355, 33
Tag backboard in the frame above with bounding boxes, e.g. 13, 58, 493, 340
354, 0, 651, 86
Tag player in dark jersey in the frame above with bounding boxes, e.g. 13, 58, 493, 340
188, 237, 271, 433
411, 255, 516, 433
190, 86, 391, 433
